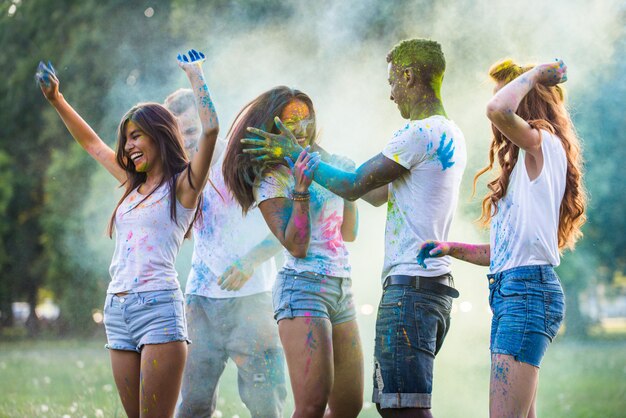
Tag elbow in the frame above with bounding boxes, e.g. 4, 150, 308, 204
202, 127, 219, 141
342, 233, 357, 243
486, 101, 512, 124
287, 244, 309, 258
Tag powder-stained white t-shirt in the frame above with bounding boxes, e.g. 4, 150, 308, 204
108, 182, 196, 294
381, 115, 467, 281
254, 165, 351, 278
490, 130, 567, 273
186, 155, 277, 298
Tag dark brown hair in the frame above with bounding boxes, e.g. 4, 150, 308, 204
222, 86, 316, 213
107, 102, 200, 238
474, 59, 587, 251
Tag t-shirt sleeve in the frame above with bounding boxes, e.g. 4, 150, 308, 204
253, 165, 292, 204
382, 122, 428, 169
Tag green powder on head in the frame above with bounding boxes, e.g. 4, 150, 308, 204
387, 38, 446, 86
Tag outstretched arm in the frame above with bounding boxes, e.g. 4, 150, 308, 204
217, 233, 282, 291
176, 49, 219, 209
36, 61, 126, 183
417, 241, 490, 267
486, 59, 567, 156
244, 118, 407, 202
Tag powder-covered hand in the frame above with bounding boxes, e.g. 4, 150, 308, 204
218, 259, 254, 291
416, 240, 450, 268
177, 49, 206, 74
36, 61, 60, 102
533, 59, 567, 86
243, 116, 304, 163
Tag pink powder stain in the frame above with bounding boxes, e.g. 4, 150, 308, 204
304, 311, 312, 324
127, 231, 133, 240
318, 210, 343, 252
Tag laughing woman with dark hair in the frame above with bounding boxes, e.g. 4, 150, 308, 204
222, 87, 363, 418
36, 49, 218, 418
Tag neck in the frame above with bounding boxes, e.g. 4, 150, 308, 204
408, 86, 447, 120
141, 168, 165, 193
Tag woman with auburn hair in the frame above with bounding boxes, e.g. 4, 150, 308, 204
417, 58, 586, 417
222, 86, 363, 418
36, 49, 219, 418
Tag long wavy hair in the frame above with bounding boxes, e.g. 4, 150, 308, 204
107, 103, 200, 238
473, 59, 587, 251
222, 86, 316, 213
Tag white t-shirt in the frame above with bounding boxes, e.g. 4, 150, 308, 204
108, 182, 196, 293
254, 165, 351, 278
186, 155, 277, 298
381, 115, 467, 280
490, 130, 567, 273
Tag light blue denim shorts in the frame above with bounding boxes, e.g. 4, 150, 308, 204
103, 289, 190, 352
488, 265, 565, 367
272, 269, 356, 324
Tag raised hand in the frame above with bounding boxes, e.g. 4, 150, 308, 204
177, 49, 206, 74
36, 61, 60, 102
243, 116, 304, 163
285, 147, 321, 192
416, 240, 450, 268
533, 59, 567, 86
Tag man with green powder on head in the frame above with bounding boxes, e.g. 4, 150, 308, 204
243, 38, 467, 417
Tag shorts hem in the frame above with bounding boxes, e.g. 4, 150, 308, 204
137, 337, 192, 351
373, 392, 431, 409
490, 348, 541, 368
276, 309, 329, 323
105, 343, 140, 353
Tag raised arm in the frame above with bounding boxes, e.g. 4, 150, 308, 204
486, 59, 567, 157
328, 154, 359, 241
36, 61, 126, 183
217, 233, 282, 291
258, 150, 320, 258
417, 241, 490, 267
244, 117, 407, 202
175, 49, 219, 208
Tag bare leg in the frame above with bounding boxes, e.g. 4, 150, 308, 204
325, 320, 363, 418
279, 317, 333, 418
110, 349, 141, 418
527, 384, 538, 418
139, 341, 187, 418
489, 354, 539, 418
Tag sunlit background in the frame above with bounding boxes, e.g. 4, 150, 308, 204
1, 0, 625, 416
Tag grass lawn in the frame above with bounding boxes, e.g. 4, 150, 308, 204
0, 332, 624, 417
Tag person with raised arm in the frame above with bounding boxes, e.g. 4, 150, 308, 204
163, 88, 286, 418
417, 58, 586, 417
36, 48, 218, 418
242, 39, 467, 418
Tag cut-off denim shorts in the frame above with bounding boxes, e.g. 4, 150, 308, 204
372, 285, 453, 409
488, 265, 565, 368
272, 269, 356, 324
104, 289, 190, 352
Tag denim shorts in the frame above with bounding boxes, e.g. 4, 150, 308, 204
272, 269, 356, 324
104, 289, 190, 352
488, 265, 565, 368
373, 285, 453, 409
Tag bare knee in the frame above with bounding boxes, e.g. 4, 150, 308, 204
377, 405, 433, 418
293, 401, 327, 418
327, 399, 362, 418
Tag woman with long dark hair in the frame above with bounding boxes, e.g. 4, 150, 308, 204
418, 58, 586, 417
223, 87, 363, 418
36, 50, 219, 418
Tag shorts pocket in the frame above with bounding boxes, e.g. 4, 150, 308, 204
544, 289, 565, 339
498, 279, 526, 298
413, 303, 439, 355
379, 288, 405, 308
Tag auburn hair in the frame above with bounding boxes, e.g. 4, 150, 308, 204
107, 103, 201, 238
222, 86, 316, 213
473, 59, 587, 251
